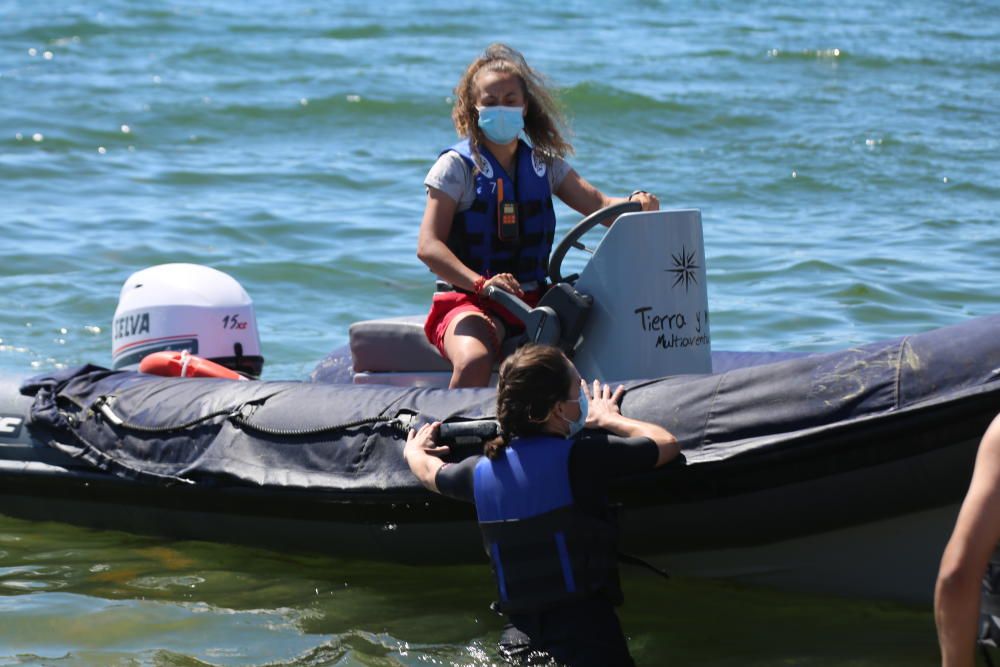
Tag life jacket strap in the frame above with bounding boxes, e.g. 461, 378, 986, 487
465, 198, 550, 218
617, 551, 670, 580
479, 506, 621, 614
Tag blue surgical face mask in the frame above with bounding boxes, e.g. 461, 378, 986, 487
477, 105, 524, 145
560, 386, 589, 439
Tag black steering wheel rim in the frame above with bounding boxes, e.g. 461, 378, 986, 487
547, 201, 643, 284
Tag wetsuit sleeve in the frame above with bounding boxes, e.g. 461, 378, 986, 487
424, 152, 475, 210
568, 434, 658, 515
434, 455, 480, 503
571, 433, 658, 479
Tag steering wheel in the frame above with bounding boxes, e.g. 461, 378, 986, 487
547, 201, 643, 284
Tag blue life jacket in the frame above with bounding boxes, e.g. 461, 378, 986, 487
473, 435, 621, 614
444, 139, 557, 286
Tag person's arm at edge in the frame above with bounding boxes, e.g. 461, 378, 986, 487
404, 422, 449, 494
936, 413, 1000, 667
584, 380, 679, 467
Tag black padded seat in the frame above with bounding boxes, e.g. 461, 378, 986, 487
349, 315, 521, 374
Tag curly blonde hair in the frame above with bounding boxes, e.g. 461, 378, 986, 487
452, 43, 573, 165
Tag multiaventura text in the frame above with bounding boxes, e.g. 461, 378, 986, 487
634, 307, 710, 349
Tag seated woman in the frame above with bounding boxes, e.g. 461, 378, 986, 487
405, 344, 680, 666
417, 43, 659, 388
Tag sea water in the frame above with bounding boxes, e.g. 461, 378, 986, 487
1, 1, 997, 664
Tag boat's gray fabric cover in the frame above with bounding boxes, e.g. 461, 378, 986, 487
21, 315, 1000, 494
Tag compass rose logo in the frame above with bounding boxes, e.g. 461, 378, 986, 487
667, 246, 700, 292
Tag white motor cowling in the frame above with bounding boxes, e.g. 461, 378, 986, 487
111, 263, 263, 377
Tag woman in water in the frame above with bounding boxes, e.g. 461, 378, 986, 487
417, 44, 660, 388
405, 344, 680, 665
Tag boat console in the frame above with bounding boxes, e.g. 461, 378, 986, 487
350, 206, 713, 385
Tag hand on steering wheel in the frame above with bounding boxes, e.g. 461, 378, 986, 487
629, 191, 660, 211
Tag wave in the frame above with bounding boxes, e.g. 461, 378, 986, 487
560, 81, 696, 115
7, 18, 115, 43
319, 24, 389, 40
765, 46, 995, 73
941, 181, 1000, 197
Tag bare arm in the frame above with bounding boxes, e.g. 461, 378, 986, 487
936, 413, 1000, 667
416, 189, 480, 291
416, 188, 524, 295
583, 380, 680, 467
403, 422, 450, 494
555, 169, 660, 223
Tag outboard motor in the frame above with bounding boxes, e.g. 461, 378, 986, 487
112, 263, 264, 377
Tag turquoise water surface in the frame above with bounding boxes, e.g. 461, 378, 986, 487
2, 0, 998, 664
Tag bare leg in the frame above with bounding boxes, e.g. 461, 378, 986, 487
442, 312, 506, 388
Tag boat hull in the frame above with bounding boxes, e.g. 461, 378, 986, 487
2, 313, 998, 603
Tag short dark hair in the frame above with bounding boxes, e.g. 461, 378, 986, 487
486, 344, 574, 459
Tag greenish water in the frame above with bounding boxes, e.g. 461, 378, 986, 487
0, 515, 940, 666
1, 0, 998, 663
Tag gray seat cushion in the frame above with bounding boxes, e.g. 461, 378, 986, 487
349, 316, 450, 372
349, 315, 524, 374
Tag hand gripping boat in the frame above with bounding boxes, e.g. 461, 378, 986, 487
2, 205, 998, 604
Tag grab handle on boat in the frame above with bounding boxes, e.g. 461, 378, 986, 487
438, 419, 500, 445
483, 286, 561, 346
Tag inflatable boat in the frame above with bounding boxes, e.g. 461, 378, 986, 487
1, 207, 997, 604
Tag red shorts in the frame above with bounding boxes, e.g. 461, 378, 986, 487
424, 289, 543, 359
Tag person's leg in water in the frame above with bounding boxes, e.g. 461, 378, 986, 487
442, 311, 506, 388
501, 599, 634, 667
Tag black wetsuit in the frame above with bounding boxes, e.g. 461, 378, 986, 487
436, 432, 658, 666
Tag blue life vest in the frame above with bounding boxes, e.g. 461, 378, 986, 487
444, 139, 557, 286
473, 435, 621, 614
